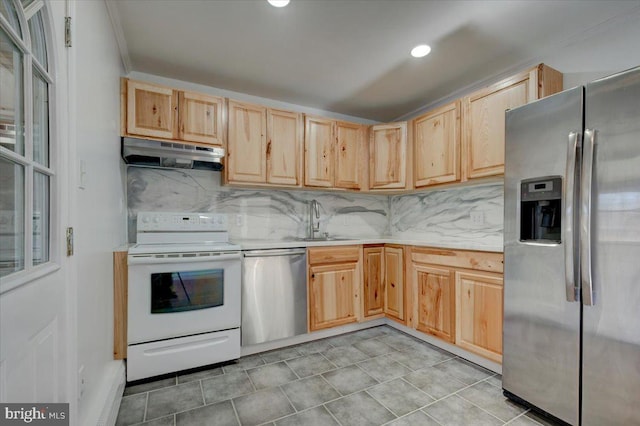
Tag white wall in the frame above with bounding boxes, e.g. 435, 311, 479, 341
396, 8, 640, 121
71, 1, 126, 424
541, 9, 640, 88
127, 71, 379, 125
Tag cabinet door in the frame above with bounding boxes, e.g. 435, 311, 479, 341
414, 263, 455, 343
335, 121, 364, 190
267, 109, 302, 186
369, 122, 407, 189
384, 245, 404, 322
305, 116, 334, 187
455, 270, 503, 363
227, 100, 267, 183
178, 91, 224, 145
127, 80, 177, 139
414, 101, 460, 187
308, 262, 359, 331
363, 246, 384, 318
462, 73, 534, 179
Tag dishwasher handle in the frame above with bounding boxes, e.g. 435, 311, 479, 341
243, 248, 306, 258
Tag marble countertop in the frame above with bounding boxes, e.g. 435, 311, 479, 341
117, 238, 503, 253
235, 237, 503, 253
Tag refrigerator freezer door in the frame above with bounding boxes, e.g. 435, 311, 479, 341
503, 87, 583, 425
582, 67, 640, 426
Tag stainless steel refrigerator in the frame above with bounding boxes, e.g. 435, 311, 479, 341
503, 66, 640, 426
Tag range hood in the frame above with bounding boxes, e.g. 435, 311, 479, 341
121, 137, 224, 171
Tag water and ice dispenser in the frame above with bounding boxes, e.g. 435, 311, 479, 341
520, 177, 562, 243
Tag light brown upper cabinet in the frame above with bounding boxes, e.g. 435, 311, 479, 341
335, 121, 366, 190
123, 78, 224, 146
178, 91, 224, 145
126, 79, 178, 140
226, 100, 267, 183
455, 270, 504, 363
384, 245, 405, 324
462, 64, 562, 180
307, 246, 362, 332
369, 122, 408, 190
304, 116, 366, 190
267, 109, 303, 186
363, 245, 384, 319
226, 101, 302, 186
305, 116, 334, 188
413, 101, 460, 188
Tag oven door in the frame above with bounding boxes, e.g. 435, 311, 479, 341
127, 252, 241, 344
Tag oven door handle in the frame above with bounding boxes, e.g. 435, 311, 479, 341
128, 252, 241, 265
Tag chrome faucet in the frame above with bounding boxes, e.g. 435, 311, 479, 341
308, 199, 321, 239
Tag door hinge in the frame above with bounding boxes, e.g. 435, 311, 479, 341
65, 16, 72, 47
66, 227, 74, 256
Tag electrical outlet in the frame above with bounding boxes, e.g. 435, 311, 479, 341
470, 211, 484, 225
78, 365, 86, 400
235, 214, 243, 227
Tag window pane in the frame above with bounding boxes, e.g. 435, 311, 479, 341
32, 171, 48, 265
0, 0, 21, 37
28, 10, 46, 70
32, 71, 48, 165
0, 28, 24, 155
0, 156, 24, 277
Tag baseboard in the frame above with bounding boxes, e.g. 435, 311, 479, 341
95, 361, 126, 426
239, 318, 501, 374
241, 319, 386, 356
384, 320, 502, 374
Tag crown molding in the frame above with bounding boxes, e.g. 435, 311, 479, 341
104, 0, 132, 74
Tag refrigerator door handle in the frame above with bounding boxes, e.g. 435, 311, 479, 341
564, 131, 580, 302
581, 128, 595, 306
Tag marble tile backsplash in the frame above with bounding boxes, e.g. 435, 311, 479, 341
127, 167, 389, 243
127, 167, 504, 248
389, 183, 504, 249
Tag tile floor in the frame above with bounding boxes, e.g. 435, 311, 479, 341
116, 326, 560, 426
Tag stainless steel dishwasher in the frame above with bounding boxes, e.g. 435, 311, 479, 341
241, 248, 307, 345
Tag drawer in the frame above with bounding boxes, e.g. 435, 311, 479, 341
308, 245, 360, 265
411, 247, 503, 273
127, 328, 240, 381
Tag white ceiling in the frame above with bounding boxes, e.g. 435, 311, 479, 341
110, 0, 640, 121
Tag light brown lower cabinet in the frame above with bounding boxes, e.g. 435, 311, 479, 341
304, 245, 504, 364
113, 251, 128, 360
408, 246, 504, 363
384, 245, 405, 323
363, 245, 385, 319
455, 270, 503, 363
307, 246, 361, 332
413, 263, 455, 343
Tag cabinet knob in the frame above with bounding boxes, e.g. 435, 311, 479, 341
311, 274, 315, 279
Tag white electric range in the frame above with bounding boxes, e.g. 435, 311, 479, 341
127, 211, 241, 381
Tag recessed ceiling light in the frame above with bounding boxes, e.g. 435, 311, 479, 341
411, 44, 432, 58
268, 0, 290, 7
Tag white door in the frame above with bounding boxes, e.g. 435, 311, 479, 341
0, 0, 73, 414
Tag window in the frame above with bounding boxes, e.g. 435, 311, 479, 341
0, 0, 53, 279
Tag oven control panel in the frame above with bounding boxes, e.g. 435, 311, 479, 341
137, 212, 228, 232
